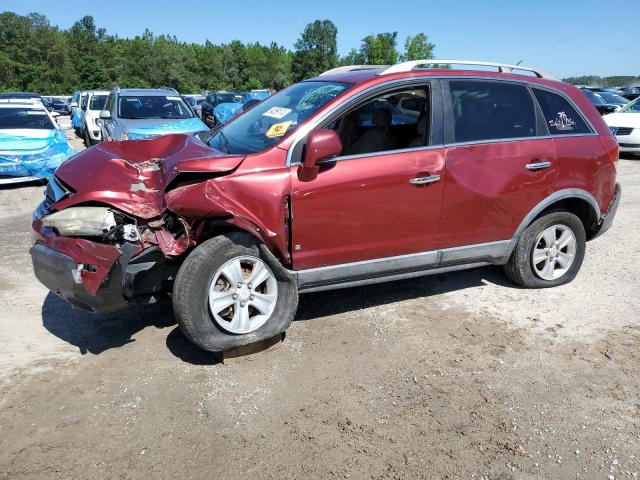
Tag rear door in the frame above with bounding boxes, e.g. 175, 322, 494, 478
439, 79, 557, 247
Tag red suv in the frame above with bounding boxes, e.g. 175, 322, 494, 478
31, 60, 621, 352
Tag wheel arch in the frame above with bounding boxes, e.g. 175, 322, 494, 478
512, 189, 601, 248
196, 219, 290, 267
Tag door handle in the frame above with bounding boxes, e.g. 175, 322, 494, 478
409, 174, 440, 185
525, 161, 552, 171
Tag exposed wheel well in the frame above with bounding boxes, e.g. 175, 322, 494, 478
536, 197, 600, 240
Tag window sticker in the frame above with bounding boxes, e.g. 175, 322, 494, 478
166, 96, 181, 101
263, 107, 292, 119
26, 110, 47, 115
266, 121, 293, 138
549, 111, 576, 131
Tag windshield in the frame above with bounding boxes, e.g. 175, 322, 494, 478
598, 92, 627, 105
0, 108, 54, 130
583, 90, 605, 105
620, 97, 640, 113
207, 81, 351, 154
52, 99, 67, 106
89, 95, 108, 110
118, 95, 194, 119
216, 93, 243, 105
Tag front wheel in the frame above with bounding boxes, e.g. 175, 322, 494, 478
172, 233, 298, 352
504, 210, 586, 288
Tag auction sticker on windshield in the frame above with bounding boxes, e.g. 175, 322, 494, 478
266, 121, 293, 138
263, 107, 292, 119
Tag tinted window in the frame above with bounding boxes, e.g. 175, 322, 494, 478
449, 81, 536, 143
0, 108, 54, 129
533, 89, 591, 135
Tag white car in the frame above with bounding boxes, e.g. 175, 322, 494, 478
604, 97, 640, 155
81, 90, 110, 146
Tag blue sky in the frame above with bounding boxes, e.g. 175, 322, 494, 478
2, 0, 638, 78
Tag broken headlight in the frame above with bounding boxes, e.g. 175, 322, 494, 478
42, 207, 117, 237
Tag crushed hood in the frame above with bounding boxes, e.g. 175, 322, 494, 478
54, 134, 245, 219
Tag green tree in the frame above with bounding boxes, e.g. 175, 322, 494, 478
359, 32, 398, 65
402, 33, 435, 61
291, 20, 338, 81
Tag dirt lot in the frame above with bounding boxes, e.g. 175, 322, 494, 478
0, 119, 638, 479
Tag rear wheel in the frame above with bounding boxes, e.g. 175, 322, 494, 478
504, 210, 586, 288
173, 233, 298, 352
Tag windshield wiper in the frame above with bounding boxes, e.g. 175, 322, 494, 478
160, 115, 190, 119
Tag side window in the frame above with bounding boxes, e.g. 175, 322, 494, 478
533, 89, 591, 135
449, 80, 536, 143
105, 93, 114, 113
328, 86, 431, 157
80, 95, 88, 110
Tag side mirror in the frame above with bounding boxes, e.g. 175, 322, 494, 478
99, 110, 111, 120
50, 112, 60, 118
299, 129, 342, 181
70, 102, 78, 108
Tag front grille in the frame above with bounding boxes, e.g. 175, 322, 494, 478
616, 127, 634, 136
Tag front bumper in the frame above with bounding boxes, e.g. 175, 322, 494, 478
592, 183, 621, 239
30, 224, 178, 312
31, 243, 129, 312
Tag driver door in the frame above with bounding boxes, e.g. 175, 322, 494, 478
290, 82, 445, 270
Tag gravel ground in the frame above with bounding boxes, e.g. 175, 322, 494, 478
0, 119, 638, 479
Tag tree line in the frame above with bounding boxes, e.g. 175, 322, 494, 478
563, 75, 640, 88
0, 13, 436, 95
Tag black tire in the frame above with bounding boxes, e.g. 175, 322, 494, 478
172, 232, 298, 352
504, 209, 586, 288
83, 127, 91, 147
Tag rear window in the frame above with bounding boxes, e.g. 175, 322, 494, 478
533, 89, 591, 136
449, 80, 537, 143
0, 108, 54, 130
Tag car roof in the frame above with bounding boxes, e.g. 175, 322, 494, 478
0, 92, 42, 99
116, 88, 179, 96
311, 61, 564, 89
0, 99, 47, 109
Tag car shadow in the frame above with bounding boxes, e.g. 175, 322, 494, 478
41, 293, 175, 355
42, 265, 513, 362
295, 264, 514, 321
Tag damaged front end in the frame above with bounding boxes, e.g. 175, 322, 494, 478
31, 185, 189, 312
30, 134, 244, 312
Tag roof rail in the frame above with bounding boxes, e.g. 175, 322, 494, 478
319, 65, 389, 76
379, 60, 557, 80
159, 86, 179, 93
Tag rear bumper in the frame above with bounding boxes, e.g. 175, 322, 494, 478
592, 183, 621, 239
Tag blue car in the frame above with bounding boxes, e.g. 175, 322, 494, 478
0, 99, 75, 184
